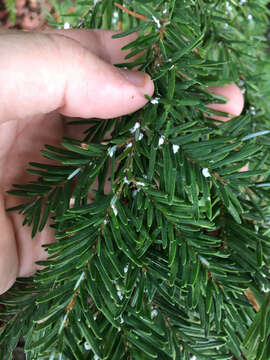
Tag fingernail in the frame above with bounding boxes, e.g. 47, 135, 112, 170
118, 68, 148, 87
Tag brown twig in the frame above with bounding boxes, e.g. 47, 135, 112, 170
114, 2, 150, 21
118, 21, 123, 30
245, 289, 260, 312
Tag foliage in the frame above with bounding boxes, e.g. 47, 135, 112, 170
1, 1, 270, 359
4, 0, 16, 24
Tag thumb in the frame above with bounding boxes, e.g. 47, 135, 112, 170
0, 31, 154, 122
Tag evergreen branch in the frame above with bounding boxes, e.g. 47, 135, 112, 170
1, 1, 270, 359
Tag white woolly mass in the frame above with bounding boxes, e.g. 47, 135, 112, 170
117, 290, 123, 300
202, 168, 211, 178
111, 204, 118, 217
125, 143, 132, 150
138, 132, 144, 140
152, 15, 161, 28
137, 181, 146, 187
84, 342, 91, 350
262, 284, 270, 293
132, 189, 139, 197
108, 145, 117, 157
250, 106, 256, 115
130, 122, 140, 134
158, 135, 165, 146
116, 284, 123, 300
112, 10, 118, 23
123, 177, 130, 184
151, 97, 160, 104
225, 1, 233, 15
172, 144, 180, 154
63, 22, 71, 29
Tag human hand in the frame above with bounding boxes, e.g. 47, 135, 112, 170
0, 28, 155, 294
0, 29, 244, 295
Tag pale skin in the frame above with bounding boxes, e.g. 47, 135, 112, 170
0, 29, 244, 295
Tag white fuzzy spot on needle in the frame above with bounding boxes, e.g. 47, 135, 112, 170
132, 189, 139, 197
262, 284, 270, 293
202, 168, 211, 178
63, 22, 71, 29
137, 181, 146, 187
130, 122, 140, 134
123, 177, 130, 184
158, 136, 165, 146
117, 290, 123, 300
152, 15, 161, 28
84, 342, 91, 350
108, 145, 117, 157
151, 97, 160, 104
138, 132, 144, 140
125, 143, 132, 150
111, 204, 118, 216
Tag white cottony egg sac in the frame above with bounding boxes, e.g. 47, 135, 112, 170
172, 144, 180, 154
130, 122, 140, 134
202, 168, 211, 178
84, 342, 91, 350
158, 135, 165, 146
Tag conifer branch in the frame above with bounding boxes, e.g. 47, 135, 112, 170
1, 1, 270, 359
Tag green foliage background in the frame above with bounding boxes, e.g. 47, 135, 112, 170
1, 1, 270, 359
